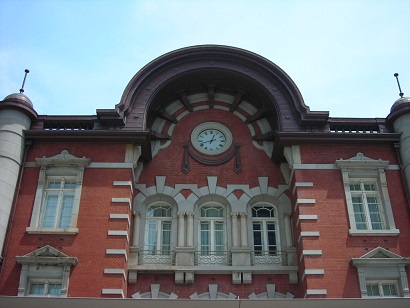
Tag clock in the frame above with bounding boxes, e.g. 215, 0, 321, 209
191, 122, 233, 155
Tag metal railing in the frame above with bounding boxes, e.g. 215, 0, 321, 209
252, 251, 287, 266
140, 250, 175, 265
195, 251, 231, 266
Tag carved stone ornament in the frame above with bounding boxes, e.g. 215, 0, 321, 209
36, 150, 91, 167
181, 142, 242, 174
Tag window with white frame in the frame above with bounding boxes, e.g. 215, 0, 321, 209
199, 205, 225, 255
366, 281, 399, 297
196, 203, 228, 266
252, 204, 280, 255
27, 150, 90, 234
28, 280, 63, 296
144, 203, 172, 255
335, 153, 399, 236
40, 178, 76, 228
349, 181, 384, 231
16, 245, 77, 297
351, 246, 410, 298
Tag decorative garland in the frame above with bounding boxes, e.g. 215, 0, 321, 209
181, 142, 242, 174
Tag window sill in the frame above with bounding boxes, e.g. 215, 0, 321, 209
26, 227, 79, 235
349, 229, 400, 236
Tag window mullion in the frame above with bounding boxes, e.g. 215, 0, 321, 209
362, 191, 372, 230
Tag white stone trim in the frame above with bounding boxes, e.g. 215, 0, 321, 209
89, 162, 133, 168
109, 214, 130, 226
294, 199, 316, 211
108, 230, 129, 242
296, 215, 318, 227
111, 198, 131, 210
113, 181, 133, 194
305, 289, 327, 297
103, 269, 126, 281
298, 232, 320, 244
300, 250, 323, 262
302, 269, 325, 281
106, 249, 128, 261
101, 289, 124, 298
292, 182, 314, 195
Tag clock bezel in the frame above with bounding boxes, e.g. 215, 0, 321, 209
191, 122, 233, 156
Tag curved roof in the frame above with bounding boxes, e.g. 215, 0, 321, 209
117, 45, 328, 132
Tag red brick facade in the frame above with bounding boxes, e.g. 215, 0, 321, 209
0, 45, 409, 301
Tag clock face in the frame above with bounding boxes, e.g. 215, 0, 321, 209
191, 122, 233, 155
197, 129, 226, 152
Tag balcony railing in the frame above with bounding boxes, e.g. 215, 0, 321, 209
195, 251, 231, 266
252, 251, 287, 266
140, 250, 175, 265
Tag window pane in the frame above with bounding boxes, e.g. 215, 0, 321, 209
201, 206, 223, 217
145, 221, 158, 252
267, 222, 277, 253
200, 222, 210, 253
253, 222, 263, 254
63, 181, 76, 189
161, 222, 171, 253
47, 181, 61, 189
352, 197, 367, 230
367, 283, 380, 296
58, 194, 74, 228
367, 197, 383, 230
48, 283, 62, 295
252, 206, 274, 218
41, 194, 59, 228
147, 205, 171, 217
30, 282, 45, 295
382, 284, 397, 296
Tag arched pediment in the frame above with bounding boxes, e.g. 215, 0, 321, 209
117, 45, 328, 133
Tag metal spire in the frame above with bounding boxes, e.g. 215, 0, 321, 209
394, 73, 404, 98
19, 69, 29, 94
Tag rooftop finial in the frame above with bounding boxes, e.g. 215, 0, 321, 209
394, 73, 404, 98
19, 69, 30, 94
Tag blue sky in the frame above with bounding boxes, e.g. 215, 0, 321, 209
1, 0, 409, 117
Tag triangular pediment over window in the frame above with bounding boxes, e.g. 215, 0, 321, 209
16, 245, 77, 266
351, 247, 410, 267
335, 153, 389, 169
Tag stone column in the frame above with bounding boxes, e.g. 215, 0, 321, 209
231, 213, 239, 247
178, 212, 185, 247
132, 212, 141, 247
239, 212, 248, 247
284, 212, 293, 247
186, 212, 194, 247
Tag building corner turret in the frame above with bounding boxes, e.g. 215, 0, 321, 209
387, 96, 410, 198
0, 93, 37, 259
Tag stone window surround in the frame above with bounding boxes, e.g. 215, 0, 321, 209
26, 150, 90, 235
335, 153, 399, 236
351, 247, 410, 298
16, 245, 78, 297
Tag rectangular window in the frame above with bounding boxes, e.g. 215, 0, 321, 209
252, 221, 278, 255
366, 281, 398, 297
29, 280, 62, 296
350, 182, 384, 231
40, 179, 75, 228
144, 220, 171, 255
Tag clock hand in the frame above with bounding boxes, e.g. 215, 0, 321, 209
209, 134, 216, 144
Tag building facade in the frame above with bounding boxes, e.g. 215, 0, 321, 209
0, 45, 409, 301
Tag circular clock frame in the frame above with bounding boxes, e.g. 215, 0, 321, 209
191, 122, 233, 156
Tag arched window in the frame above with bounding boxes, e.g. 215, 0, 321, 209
198, 204, 227, 265
144, 203, 172, 255
251, 204, 280, 257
